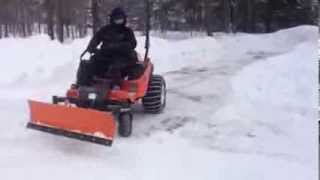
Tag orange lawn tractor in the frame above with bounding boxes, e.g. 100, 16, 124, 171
27, 1, 166, 146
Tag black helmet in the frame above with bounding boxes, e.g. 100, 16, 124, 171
109, 7, 127, 26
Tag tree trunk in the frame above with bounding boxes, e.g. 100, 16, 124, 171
265, 0, 274, 33
247, 0, 256, 33
45, 0, 55, 40
230, 0, 238, 33
56, 0, 64, 42
223, 0, 232, 33
91, 0, 100, 34
38, 12, 42, 34
20, 0, 27, 37
4, 24, 9, 37
71, 25, 75, 39
78, 24, 86, 38
22, 23, 27, 37
204, 0, 214, 36
38, 22, 41, 34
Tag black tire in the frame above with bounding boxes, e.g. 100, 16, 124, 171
142, 75, 166, 113
118, 112, 133, 137
52, 96, 65, 105
52, 96, 58, 104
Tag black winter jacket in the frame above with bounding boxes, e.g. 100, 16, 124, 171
86, 25, 137, 57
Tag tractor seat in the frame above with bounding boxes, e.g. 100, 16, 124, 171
127, 62, 145, 80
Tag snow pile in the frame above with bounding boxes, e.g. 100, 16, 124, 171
186, 42, 318, 160
0, 26, 318, 180
0, 35, 81, 84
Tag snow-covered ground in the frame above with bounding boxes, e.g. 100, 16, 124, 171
0, 26, 318, 180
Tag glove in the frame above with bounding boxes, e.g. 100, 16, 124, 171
81, 51, 92, 61
82, 52, 91, 60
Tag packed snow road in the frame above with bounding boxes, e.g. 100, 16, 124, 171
0, 26, 318, 180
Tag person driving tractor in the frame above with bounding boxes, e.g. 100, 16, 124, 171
77, 7, 138, 86
27, 4, 167, 145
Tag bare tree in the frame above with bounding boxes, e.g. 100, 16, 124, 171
0, 0, 316, 40
44, 0, 55, 40
56, 0, 64, 42
91, 0, 100, 34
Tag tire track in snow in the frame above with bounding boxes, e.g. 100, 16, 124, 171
131, 50, 286, 139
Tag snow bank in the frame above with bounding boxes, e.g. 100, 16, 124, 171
0, 35, 85, 84
0, 26, 315, 85
205, 42, 318, 161
0, 25, 318, 180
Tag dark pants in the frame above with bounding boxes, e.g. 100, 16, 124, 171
76, 51, 138, 86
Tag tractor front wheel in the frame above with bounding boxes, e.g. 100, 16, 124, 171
118, 112, 133, 137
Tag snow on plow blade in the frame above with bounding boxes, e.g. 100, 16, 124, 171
27, 100, 116, 146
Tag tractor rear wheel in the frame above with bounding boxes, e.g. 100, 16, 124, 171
142, 75, 166, 113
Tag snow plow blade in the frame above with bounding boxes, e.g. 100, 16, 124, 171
27, 100, 116, 146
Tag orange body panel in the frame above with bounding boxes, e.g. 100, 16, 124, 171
108, 62, 153, 102
67, 61, 153, 103
28, 100, 115, 140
